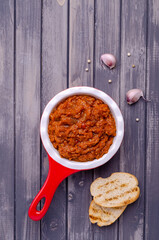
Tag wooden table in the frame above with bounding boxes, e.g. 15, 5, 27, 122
1, 0, 159, 239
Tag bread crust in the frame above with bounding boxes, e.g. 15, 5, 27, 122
90, 172, 140, 208
89, 200, 127, 226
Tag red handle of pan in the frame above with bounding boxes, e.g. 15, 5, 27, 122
28, 154, 79, 221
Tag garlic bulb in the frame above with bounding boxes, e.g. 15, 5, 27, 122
100, 54, 116, 69
126, 89, 150, 105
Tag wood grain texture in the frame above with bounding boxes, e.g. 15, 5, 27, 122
41, 0, 68, 239
69, 0, 94, 86
0, 1, 14, 240
68, 0, 94, 239
93, 0, 121, 239
15, 0, 41, 239
145, 0, 159, 239
119, 1, 147, 240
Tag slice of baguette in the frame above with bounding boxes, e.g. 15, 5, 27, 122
90, 172, 140, 207
89, 200, 126, 226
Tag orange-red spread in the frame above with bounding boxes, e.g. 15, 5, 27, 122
48, 95, 116, 162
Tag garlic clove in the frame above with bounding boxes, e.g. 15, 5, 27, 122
100, 53, 116, 69
126, 89, 150, 105
126, 89, 142, 105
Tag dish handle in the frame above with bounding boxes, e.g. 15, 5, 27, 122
28, 154, 79, 221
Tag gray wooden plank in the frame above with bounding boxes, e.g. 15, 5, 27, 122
68, 0, 94, 239
119, 1, 147, 240
145, 1, 159, 239
0, 1, 14, 240
69, 0, 94, 87
15, 0, 41, 239
94, 0, 121, 239
41, 0, 68, 239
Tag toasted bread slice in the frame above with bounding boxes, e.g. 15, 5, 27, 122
89, 200, 126, 226
90, 172, 140, 207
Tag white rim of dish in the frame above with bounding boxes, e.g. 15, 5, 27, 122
40, 86, 124, 170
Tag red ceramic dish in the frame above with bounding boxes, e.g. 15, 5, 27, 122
28, 86, 124, 221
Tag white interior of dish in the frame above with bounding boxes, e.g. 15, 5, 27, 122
40, 86, 124, 170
